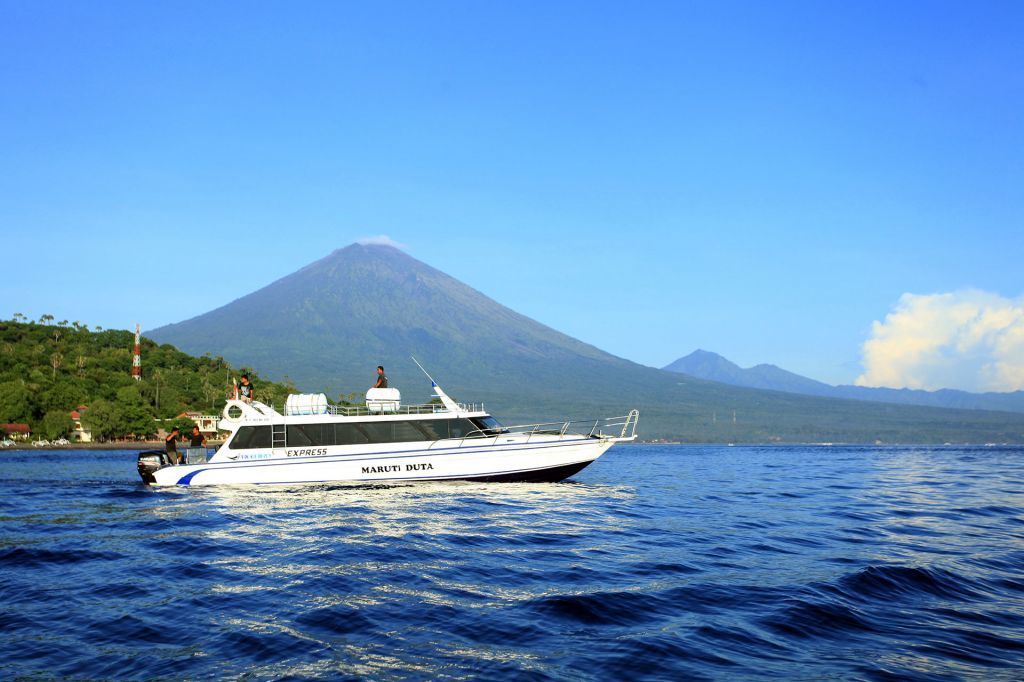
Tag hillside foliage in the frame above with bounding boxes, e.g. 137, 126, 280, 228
0, 317, 295, 439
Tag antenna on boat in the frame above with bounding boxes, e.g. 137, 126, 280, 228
411, 356, 461, 413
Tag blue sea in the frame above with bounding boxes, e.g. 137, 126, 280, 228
2, 445, 1023, 680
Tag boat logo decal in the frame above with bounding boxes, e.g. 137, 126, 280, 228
286, 448, 328, 457
362, 462, 434, 474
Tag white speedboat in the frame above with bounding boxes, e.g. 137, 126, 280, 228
138, 377, 638, 487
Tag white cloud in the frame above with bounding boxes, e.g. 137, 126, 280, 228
356, 235, 407, 249
856, 290, 1024, 392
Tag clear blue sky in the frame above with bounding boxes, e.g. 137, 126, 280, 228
2, 1, 1022, 386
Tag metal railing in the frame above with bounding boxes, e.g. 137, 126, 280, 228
249, 400, 485, 418
323, 402, 486, 417
432, 410, 640, 448
236, 400, 640, 447
182, 447, 215, 464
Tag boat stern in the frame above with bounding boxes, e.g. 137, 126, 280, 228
136, 450, 174, 485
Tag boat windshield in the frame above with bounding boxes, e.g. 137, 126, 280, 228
472, 416, 506, 435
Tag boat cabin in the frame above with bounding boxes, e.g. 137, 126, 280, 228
228, 415, 506, 450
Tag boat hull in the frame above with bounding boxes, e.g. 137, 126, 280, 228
147, 435, 616, 487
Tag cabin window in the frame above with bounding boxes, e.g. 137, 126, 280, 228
334, 423, 371, 445
287, 424, 329, 447
392, 421, 429, 442
237, 418, 495, 448
331, 420, 444, 444
415, 419, 447, 440
229, 426, 272, 449
472, 416, 506, 435
447, 419, 480, 439
358, 422, 397, 443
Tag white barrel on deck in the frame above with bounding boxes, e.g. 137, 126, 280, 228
366, 388, 401, 413
285, 393, 329, 415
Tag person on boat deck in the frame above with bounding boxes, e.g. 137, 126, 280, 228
239, 374, 254, 403
165, 427, 181, 465
188, 425, 206, 448
373, 365, 388, 389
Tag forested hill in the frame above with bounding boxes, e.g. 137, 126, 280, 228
0, 319, 294, 439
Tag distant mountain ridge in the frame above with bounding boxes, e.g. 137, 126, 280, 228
147, 244, 1024, 442
663, 350, 1024, 414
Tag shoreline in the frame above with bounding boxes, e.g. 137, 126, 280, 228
0, 441, 225, 451
1, 441, 1019, 451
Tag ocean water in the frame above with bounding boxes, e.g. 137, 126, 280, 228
1, 445, 1023, 681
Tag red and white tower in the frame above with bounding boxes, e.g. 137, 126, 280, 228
132, 324, 141, 381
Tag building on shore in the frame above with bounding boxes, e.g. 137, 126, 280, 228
2, 424, 31, 441
175, 411, 220, 438
70, 405, 92, 443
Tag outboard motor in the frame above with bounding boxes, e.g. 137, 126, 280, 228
137, 450, 170, 484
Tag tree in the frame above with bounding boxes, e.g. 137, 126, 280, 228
0, 380, 32, 423
116, 386, 156, 437
0, 319, 294, 436
39, 381, 88, 415
81, 400, 124, 441
40, 410, 74, 440
40, 314, 54, 325
169, 416, 198, 434
201, 379, 219, 410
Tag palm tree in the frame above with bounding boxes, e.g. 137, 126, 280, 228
40, 314, 54, 325
202, 379, 219, 410
153, 367, 164, 415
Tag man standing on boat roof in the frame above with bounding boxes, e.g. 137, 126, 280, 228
373, 366, 388, 389
239, 374, 254, 403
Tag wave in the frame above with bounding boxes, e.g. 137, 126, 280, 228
0, 546, 123, 566
831, 564, 989, 602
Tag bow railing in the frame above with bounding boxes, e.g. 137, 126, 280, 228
439, 409, 639, 447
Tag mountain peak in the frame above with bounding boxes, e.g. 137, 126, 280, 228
686, 349, 728, 361
147, 244, 622, 402
353, 235, 408, 249
326, 241, 410, 260
665, 350, 834, 393
663, 349, 742, 378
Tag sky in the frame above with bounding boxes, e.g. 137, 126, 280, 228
2, 1, 1022, 390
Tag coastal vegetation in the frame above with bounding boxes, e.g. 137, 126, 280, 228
0, 317, 295, 440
